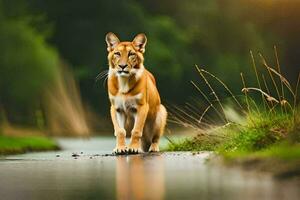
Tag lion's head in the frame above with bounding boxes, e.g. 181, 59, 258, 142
106, 32, 147, 79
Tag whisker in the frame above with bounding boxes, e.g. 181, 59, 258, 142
103, 75, 108, 88
96, 70, 108, 78
95, 70, 109, 82
95, 71, 106, 79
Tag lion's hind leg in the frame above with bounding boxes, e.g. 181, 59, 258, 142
149, 105, 167, 152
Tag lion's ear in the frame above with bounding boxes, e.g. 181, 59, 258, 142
105, 32, 120, 52
132, 33, 147, 53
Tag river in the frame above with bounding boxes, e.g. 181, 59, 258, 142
0, 137, 299, 200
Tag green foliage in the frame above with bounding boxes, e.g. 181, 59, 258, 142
0, 20, 59, 103
0, 135, 59, 154
142, 0, 277, 94
0, 0, 59, 125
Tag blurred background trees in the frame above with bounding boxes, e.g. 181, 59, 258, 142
0, 0, 299, 134
0, 0, 59, 127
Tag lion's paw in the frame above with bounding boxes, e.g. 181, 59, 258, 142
149, 143, 160, 152
127, 143, 142, 154
113, 146, 127, 155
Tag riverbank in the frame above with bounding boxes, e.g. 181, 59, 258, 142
0, 135, 59, 155
167, 138, 300, 179
213, 143, 300, 179
166, 110, 300, 178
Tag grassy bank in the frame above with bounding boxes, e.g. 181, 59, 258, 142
166, 50, 300, 168
166, 94, 300, 178
0, 135, 59, 155
167, 112, 300, 159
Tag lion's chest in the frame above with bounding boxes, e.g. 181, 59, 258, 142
109, 93, 142, 114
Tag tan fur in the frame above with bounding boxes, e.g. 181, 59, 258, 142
105, 32, 167, 153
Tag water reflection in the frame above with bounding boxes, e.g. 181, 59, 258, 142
116, 155, 165, 200
1, 138, 300, 200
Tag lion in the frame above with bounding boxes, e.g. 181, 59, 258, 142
105, 32, 167, 154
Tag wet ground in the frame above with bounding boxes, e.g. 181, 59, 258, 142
0, 137, 300, 200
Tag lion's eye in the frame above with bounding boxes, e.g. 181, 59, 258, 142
128, 52, 136, 57
114, 52, 121, 56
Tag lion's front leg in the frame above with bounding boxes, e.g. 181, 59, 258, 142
128, 104, 149, 154
110, 105, 127, 154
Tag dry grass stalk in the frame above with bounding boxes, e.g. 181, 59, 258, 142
294, 73, 300, 122
198, 104, 212, 124
191, 81, 226, 123
185, 102, 217, 125
261, 74, 273, 111
242, 87, 279, 103
240, 73, 251, 113
250, 51, 267, 110
195, 65, 228, 123
171, 105, 210, 129
274, 46, 286, 108
184, 103, 216, 125
240, 73, 259, 126
199, 68, 245, 112
260, 55, 296, 117
259, 54, 284, 111
167, 112, 196, 129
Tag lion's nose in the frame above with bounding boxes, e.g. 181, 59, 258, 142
118, 64, 128, 70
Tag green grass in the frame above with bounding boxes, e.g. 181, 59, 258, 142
220, 144, 300, 160
0, 135, 59, 155
166, 134, 222, 152
219, 112, 293, 151
166, 111, 300, 160
257, 144, 300, 160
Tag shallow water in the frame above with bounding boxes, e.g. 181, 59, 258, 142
0, 137, 299, 200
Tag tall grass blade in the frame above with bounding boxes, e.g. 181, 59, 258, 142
191, 81, 227, 123
250, 51, 267, 111
195, 65, 228, 123
199, 68, 245, 113
274, 46, 286, 111
259, 54, 284, 111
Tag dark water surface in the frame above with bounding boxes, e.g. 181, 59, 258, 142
0, 137, 299, 200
